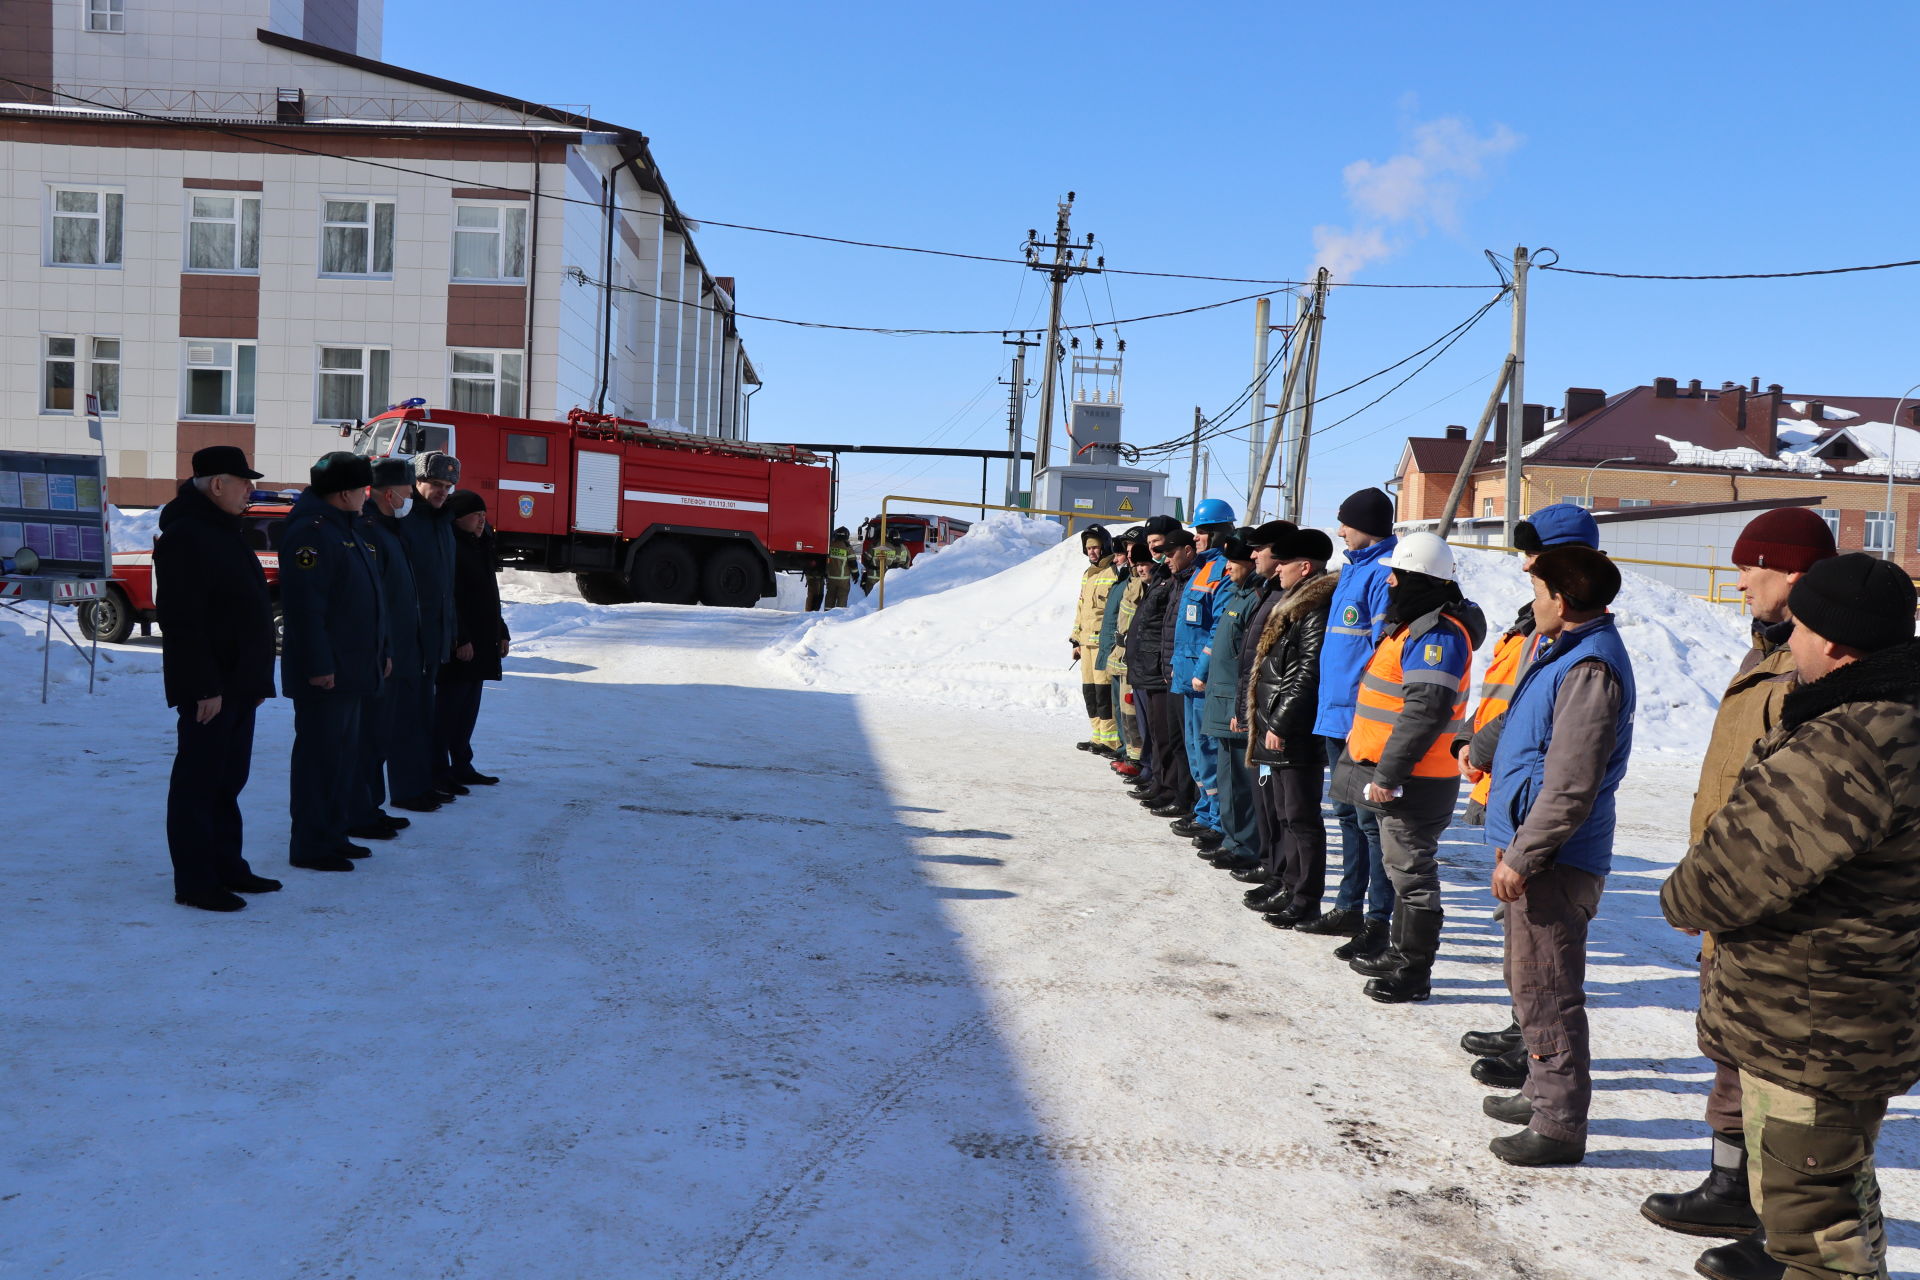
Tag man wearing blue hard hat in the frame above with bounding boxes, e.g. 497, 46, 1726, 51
1454, 501, 1602, 1089
1169, 497, 1238, 848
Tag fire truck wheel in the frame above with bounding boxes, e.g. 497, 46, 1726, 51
699, 545, 764, 609
80, 585, 135, 645
573, 572, 635, 605
628, 539, 699, 605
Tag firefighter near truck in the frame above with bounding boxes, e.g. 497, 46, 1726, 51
351, 404, 833, 608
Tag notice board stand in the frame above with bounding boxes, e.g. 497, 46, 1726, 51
1, 575, 107, 702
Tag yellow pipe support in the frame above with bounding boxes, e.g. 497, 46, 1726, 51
876, 494, 1136, 610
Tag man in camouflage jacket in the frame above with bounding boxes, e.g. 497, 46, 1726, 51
1663, 554, 1920, 1280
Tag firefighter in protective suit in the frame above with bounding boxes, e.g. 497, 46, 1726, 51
823, 527, 855, 609
1330, 531, 1486, 1004
1070, 524, 1120, 755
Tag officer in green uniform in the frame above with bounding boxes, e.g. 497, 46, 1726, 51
279, 452, 387, 873
824, 526, 855, 609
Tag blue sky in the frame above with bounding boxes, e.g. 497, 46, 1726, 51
392, 1, 1920, 528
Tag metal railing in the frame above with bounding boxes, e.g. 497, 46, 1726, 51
1447, 539, 1746, 611
874, 494, 1134, 610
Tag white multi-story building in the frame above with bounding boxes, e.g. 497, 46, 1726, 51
1, 0, 758, 505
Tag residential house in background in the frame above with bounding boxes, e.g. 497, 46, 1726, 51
1, 0, 757, 503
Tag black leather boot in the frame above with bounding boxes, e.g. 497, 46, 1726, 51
1333, 916, 1388, 961
1298, 907, 1361, 938
1350, 910, 1408, 976
1693, 1231, 1781, 1280
1364, 907, 1441, 1003
1460, 1018, 1523, 1057
1642, 1134, 1762, 1238
1471, 1046, 1529, 1089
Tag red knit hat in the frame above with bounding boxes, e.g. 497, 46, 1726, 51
1730, 507, 1838, 573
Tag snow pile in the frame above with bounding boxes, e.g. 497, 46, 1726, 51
766, 516, 1085, 711
1825, 420, 1920, 477
1789, 400, 1858, 420
108, 504, 160, 551
0, 602, 160, 702
1656, 434, 1831, 474
1452, 546, 1751, 754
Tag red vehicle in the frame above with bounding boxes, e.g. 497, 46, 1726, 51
80, 495, 291, 644
352, 405, 832, 607
857, 512, 972, 565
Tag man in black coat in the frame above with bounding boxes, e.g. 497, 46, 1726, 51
156, 446, 282, 912
434, 489, 509, 789
279, 452, 386, 873
1132, 528, 1197, 820
395, 451, 459, 810
349, 459, 427, 841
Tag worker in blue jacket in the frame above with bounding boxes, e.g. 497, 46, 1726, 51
279, 451, 387, 873
1300, 487, 1399, 960
1171, 497, 1237, 841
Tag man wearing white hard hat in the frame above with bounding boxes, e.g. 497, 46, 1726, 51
1330, 530, 1486, 1004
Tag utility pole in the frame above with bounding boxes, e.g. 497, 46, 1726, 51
1249, 292, 1312, 526
1022, 194, 1102, 488
1186, 406, 1202, 520
1503, 246, 1530, 543
1000, 332, 1037, 507
1246, 297, 1271, 523
1285, 269, 1330, 525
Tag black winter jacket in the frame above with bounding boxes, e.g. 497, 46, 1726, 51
153, 480, 278, 709
1247, 571, 1336, 768
1156, 563, 1197, 688
1124, 565, 1178, 693
400, 497, 457, 665
276, 489, 386, 698
442, 525, 509, 683
361, 499, 425, 678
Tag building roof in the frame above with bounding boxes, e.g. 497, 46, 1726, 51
1401, 493, 1826, 536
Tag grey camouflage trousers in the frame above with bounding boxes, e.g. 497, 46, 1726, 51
1741, 1070, 1890, 1280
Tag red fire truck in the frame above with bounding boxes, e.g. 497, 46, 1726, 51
351, 405, 832, 607
856, 512, 972, 564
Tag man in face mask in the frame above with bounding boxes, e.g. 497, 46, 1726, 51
395, 452, 462, 811
350, 459, 430, 837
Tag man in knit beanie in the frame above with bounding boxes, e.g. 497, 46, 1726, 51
1642, 504, 1838, 1240
1664, 554, 1919, 1280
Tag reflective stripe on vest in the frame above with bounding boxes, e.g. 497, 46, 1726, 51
1346, 614, 1473, 778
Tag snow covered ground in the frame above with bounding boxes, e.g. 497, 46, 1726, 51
8, 532, 1920, 1279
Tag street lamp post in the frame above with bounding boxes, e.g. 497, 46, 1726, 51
1883, 383, 1920, 564
1583, 455, 1638, 508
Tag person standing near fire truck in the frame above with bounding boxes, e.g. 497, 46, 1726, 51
396, 452, 460, 811
824, 527, 855, 609
435, 490, 509, 789
349, 459, 427, 841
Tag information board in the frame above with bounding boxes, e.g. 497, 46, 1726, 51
0, 450, 109, 577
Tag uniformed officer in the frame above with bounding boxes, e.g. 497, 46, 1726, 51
348, 459, 426, 841
396, 451, 460, 811
824, 527, 855, 609
156, 445, 281, 911
279, 452, 387, 872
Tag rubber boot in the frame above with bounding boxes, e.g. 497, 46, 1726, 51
1642, 1133, 1761, 1238
1693, 1230, 1782, 1280
1365, 907, 1441, 1003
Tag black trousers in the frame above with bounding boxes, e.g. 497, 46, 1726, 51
1255, 763, 1327, 910
433, 677, 484, 780
167, 700, 258, 895
385, 671, 436, 804
354, 677, 397, 827
1143, 689, 1194, 810
289, 693, 366, 864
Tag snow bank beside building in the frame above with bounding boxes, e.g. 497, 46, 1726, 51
772, 526, 1754, 749
765, 517, 1085, 711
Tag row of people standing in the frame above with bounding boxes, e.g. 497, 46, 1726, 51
160, 445, 508, 912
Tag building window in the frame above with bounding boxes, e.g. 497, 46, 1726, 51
451, 204, 527, 281
315, 346, 392, 423
187, 194, 261, 272
320, 199, 395, 276
1864, 509, 1894, 553
90, 338, 120, 414
1816, 508, 1840, 540
1619, 497, 1651, 508
1567, 494, 1595, 509
49, 187, 123, 266
448, 350, 523, 416
42, 337, 76, 412
1480, 498, 1495, 518
183, 341, 256, 419
85, 0, 124, 31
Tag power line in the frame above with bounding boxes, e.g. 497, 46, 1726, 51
1314, 366, 1503, 457
567, 266, 1280, 336
1306, 291, 1508, 439
0, 75, 1504, 292
1542, 256, 1920, 282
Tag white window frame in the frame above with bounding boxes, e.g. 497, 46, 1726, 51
450, 202, 528, 283
85, 0, 124, 32
180, 341, 257, 421
1815, 507, 1840, 541
1619, 497, 1651, 508
41, 335, 78, 414
1480, 497, 1495, 519
42, 335, 121, 415
447, 349, 524, 417
314, 345, 393, 424
1864, 508, 1894, 553
318, 197, 396, 278
89, 337, 121, 416
185, 193, 261, 273
47, 186, 124, 268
